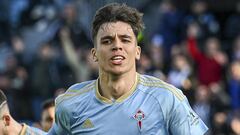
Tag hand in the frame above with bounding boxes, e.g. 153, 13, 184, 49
60, 27, 71, 39
213, 52, 228, 66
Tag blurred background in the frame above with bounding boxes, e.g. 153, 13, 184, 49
0, 0, 240, 134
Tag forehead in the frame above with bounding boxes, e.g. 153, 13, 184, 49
43, 106, 55, 115
97, 21, 135, 38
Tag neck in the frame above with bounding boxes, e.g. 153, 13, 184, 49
99, 71, 137, 100
10, 118, 23, 135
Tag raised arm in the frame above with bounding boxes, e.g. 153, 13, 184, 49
186, 23, 205, 63
59, 27, 89, 81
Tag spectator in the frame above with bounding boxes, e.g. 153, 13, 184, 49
149, 36, 165, 72
31, 42, 61, 122
231, 35, 240, 61
193, 85, 211, 128
59, 27, 91, 82
224, 1, 240, 40
229, 111, 240, 135
0, 41, 13, 73
184, 0, 219, 40
167, 53, 192, 91
228, 61, 240, 111
57, 2, 91, 49
211, 111, 230, 135
40, 99, 55, 132
153, 0, 184, 59
138, 37, 166, 81
186, 23, 228, 86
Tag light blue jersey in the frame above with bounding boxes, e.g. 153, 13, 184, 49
48, 74, 208, 135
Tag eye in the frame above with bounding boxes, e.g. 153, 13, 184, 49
101, 39, 112, 45
46, 117, 54, 122
122, 39, 131, 43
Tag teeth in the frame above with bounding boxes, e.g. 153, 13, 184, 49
112, 56, 124, 60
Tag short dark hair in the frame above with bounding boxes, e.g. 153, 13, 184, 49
0, 90, 7, 105
42, 99, 55, 110
92, 3, 144, 42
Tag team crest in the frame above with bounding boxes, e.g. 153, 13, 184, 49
133, 110, 145, 130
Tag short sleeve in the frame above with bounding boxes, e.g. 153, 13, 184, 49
169, 98, 208, 135
47, 101, 71, 135
22, 124, 47, 135
29, 127, 47, 135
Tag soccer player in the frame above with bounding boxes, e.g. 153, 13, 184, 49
0, 89, 47, 135
48, 3, 208, 135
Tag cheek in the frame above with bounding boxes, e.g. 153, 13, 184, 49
0, 122, 4, 129
97, 50, 108, 60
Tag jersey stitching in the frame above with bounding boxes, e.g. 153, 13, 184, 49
139, 79, 184, 101
56, 81, 95, 106
139, 76, 184, 100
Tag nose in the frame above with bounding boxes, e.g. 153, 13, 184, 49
112, 38, 122, 51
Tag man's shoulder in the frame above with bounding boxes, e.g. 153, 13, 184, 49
138, 74, 189, 120
138, 74, 185, 101
22, 123, 47, 135
55, 80, 96, 107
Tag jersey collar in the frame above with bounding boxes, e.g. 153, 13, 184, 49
95, 73, 139, 104
19, 123, 27, 135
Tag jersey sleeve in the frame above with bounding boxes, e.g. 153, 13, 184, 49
169, 98, 208, 135
24, 125, 47, 135
47, 97, 72, 135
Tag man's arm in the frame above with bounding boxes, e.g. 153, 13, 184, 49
59, 27, 90, 82
186, 23, 205, 63
187, 37, 204, 63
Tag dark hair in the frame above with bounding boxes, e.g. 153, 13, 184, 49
0, 90, 7, 105
92, 3, 144, 42
42, 99, 55, 110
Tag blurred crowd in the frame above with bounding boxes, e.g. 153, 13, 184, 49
0, 0, 240, 134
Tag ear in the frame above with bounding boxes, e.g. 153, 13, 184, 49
3, 115, 10, 126
91, 48, 98, 62
135, 45, 141, 60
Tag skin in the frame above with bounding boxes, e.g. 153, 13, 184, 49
0, 104, 23, 135
91, 21, 141, 100
41, 106, 55, 132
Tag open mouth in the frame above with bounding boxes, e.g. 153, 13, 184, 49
110, 55, 125, 64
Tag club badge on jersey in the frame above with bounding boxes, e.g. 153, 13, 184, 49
133, 110, 145, 131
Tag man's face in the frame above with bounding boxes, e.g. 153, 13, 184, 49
41, 106, 55, 132
91, 21, 141, 75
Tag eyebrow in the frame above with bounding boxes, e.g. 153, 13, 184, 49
100, 34, 132, 41
119, 34, 132, 39
100, 35, 115, 41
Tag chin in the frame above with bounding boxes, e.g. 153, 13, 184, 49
101, 65, 133, 75
109, 70, 125, 75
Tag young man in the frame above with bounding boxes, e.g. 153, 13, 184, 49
48, 3, 208, 134
0, 90, 46, 135
40, 99, 55, 132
